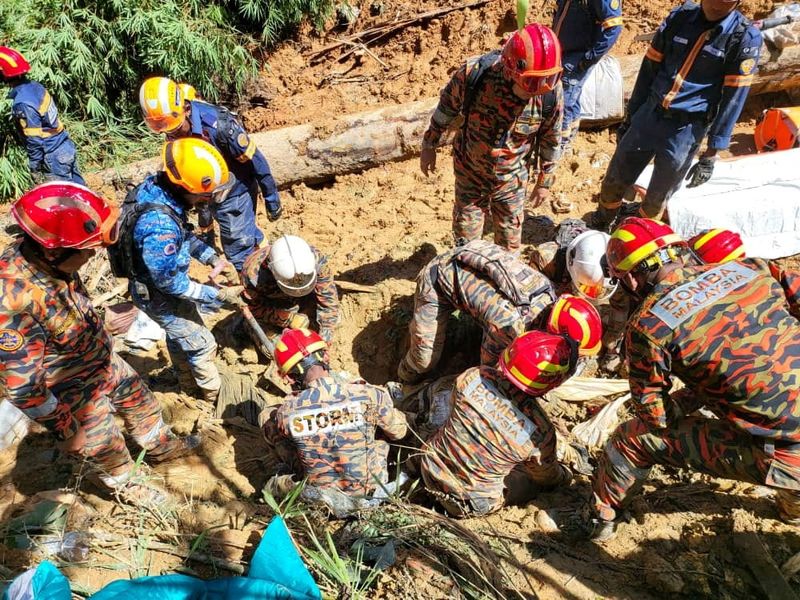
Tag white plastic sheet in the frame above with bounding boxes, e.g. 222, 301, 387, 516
124, 310, 165, 351
635, 149, 800, 259
0, 400, 30, 451
579, 55, 625, 123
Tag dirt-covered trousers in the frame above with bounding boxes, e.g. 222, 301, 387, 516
400, 265, 533, 378
596, 97, 708, 225
131, 286, 221, 395
453, 154, 527, 252
593, 416, 800, 523
58, 352, 172, 481
560, 59, 592, 148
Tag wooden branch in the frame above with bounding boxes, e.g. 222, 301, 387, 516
733, 530, 799, 600
308, 0, 491, 62
93, 282, 128, 306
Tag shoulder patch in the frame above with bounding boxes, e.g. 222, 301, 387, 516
237, 132, 249, 148
740, 58, 755, 75
163, 243, 177, 256
649, 263, 758, 329
0, 329, 24, 352
610, 0, 620, 10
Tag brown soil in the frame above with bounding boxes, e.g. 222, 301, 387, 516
2, 0, 800, 597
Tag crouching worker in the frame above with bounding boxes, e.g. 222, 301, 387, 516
0, 183, 199, 505
111, 138, 246, 403
418, 331, 580, 517
262, 329, 408, 517
241, 234, 340, 344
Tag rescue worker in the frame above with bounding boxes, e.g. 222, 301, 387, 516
117, 138, 246, 403
0, 47, 84, 185
263, 329, 408, 510
139, 77, 281, 270
584, 217, 800, 541
688, 227, 746, 263
419, 330, 579, 517
420, 24, 564, 251
241, 234, 340, 344
551, 0, 623, 149
397, 240, 601, 383
0, 182, 199, 504
591, 0, 762, 231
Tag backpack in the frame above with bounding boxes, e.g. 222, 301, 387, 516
453, 240, 555, 308
460, 50, 558, 153
107, 182, 184, 283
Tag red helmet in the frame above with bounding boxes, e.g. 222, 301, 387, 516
501, 24, 562, 95
688, 228, 746, 264
607, 218, 687, 278
0, 47, 30, 79
11, 182, 120, 250
546, 294, 602, 356
274, 328, 327, 376
499, 331, 577, 396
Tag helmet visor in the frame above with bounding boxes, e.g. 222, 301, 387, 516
509, 65, 563, 94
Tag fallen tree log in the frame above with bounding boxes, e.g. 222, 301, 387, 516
94, 44, 800, 192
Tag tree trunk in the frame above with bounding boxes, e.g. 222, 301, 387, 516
95, 45, 800, 192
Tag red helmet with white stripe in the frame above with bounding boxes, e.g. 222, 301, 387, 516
501, 24, 562, 95
11, 182, 119, 249
499, 331, 577, 396
546, 294, 603, 356
688, 229, 745, 264
0, 47, 30, 79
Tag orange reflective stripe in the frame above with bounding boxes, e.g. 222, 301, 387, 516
723, 74, 754, 88
236, 139, 257, 163
602, 16, 624, 29
22, 124, 65, 138
38, 91, 51, 115
645, 46, 663, 63
553, 0, 571, 37
662, 30, 713, 109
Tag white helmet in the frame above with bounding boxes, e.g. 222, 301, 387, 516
566, 230, 618, 301
269, 235, 317, 297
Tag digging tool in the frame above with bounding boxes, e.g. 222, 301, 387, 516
240, 305, 292, 396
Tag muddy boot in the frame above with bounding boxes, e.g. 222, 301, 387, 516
776, 489, 800, 525
561, 505, 619, 543
599, 351, 623, 377
558, 440, 593, 476
148, 433, 202, 464
114, 480, 170, 509
263, 474, 297, 500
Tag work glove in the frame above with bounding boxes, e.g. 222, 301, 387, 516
209, 256, 239, 285
267, 205, 283, 222
288, 313, 311, 329
685, 157, 715, 188
216, 285, 246, 307
420, 146, 437, 176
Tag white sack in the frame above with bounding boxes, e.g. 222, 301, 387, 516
0, 400, 31, 451
762, 4, 800, 49
572, 393, 630, 449
124, 310, 166, 350
548, 376, 629, 402
579, 55, 625, 123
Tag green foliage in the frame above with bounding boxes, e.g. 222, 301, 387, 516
0, 0, 333, 201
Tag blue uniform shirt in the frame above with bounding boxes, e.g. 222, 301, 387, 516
553, 0, 623, 66
132, 176, 220, 304
184, 100, 281, 215
7, 81, 71, 172
629, 2, 762, 150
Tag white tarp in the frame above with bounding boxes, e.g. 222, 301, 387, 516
579, 55, 625, 123
635, 148, 800, 259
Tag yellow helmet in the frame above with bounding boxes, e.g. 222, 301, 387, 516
139, 76, 186, 133
162, 138, 232, 197
178, 83, 198, 102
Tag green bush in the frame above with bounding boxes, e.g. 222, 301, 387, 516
0, 0, 335, 201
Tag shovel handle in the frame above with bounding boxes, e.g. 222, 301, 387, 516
241, 306, 276, 358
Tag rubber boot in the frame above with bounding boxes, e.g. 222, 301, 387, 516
148, 433, 202, 464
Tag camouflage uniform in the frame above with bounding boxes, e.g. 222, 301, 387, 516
0, 241, 179, 485
423, 55, 563, 251
593, 259, 800, 523
399, 240, 555, 382
241, 244, 340, 343
420, 366, 566, 516
264, 376, 408, 494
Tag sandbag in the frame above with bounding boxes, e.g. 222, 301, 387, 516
579, 55, 625, 123
762, 3, 800, 49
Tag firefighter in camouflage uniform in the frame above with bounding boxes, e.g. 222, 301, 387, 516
262, 329, 408, 506
241, 235, 340, 344
585, 218, 800, 541
420, 24, 564, 251
419, 331, 579, 516
397, 240, 557, 383
0, 183, 199, 505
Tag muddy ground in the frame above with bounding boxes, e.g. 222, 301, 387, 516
2, 0, 800, 597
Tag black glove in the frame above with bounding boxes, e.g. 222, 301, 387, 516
267, 205, 283, 222
615, 121, 630, 145
685, 157, 715, 188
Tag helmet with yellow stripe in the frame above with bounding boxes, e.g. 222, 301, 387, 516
606, 218, 687, 278
162, 138, 233, 201
139, 77, 186, 133
275, 328, 328, 377
0, 46, 30, 79
178, 83, 198, 102
546, 294, 602, 356
499, 331, 578, 397
688, 228, 745, 264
